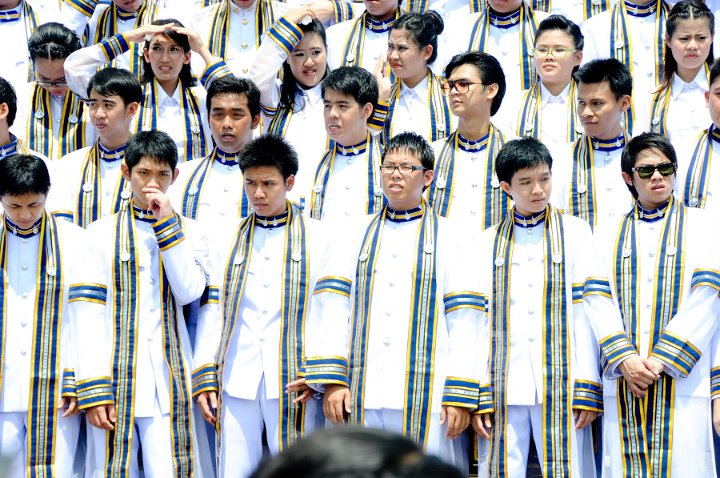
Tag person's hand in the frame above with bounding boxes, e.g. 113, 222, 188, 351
643, 357, 666, 377
286, 377, 313, 404
573, 409, 597, 429
472, 413, 493, 440
713, 398, 720, 436
306, 0, 337, 24
283, 6, 316, 25
196, 391, 218, 425
86, 403, 116, 430
441, 405, 470, 439
323, 384, 351, 424
123, 24, 170, 44
618, 354, 659, 398
59, 396, 78, 417
144, 187, 174, 219
372, 56, 392, 102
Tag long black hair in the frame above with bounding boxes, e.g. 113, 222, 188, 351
141, 18, 196, 87
279, 19, 327, 112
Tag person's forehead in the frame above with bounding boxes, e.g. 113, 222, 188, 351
577, 81, 614, 98
89, 91, 122, 102
210, 93, 249, 110
384, 148, 422, 164
447, 63, 482, 81
634, 148, 671, 165
134, 156, 173, 172
1, 192, 45, 204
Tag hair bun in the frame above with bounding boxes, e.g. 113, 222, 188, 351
426, 10, 445, 36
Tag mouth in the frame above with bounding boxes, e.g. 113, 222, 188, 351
221, 133, 235, 141
327, 124, 341, 134
95, 122, 106, 129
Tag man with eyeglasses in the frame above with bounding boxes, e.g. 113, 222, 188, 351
587, 132, 720, 476
427, 51, 510, 237
305, 131, 484, 473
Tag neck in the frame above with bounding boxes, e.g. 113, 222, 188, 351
677, 64, 703, 84
339, 131, 367, 147
592, 125, 624, 141
231, 0, 256, 9
388, 199, 422, 211
369, 9, 396, 22
629, 0, 655, 6
0, 129, 10, 147
543, 78, 570, 97
457, 114, 491, 140
157, 77, 179, 97
0, 1, 21, 9
99, 132, 130, 151
402, 69, 427, 89
515, 206, 543, 217
638, 197, 669, 211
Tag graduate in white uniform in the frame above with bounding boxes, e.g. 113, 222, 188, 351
326, 0, 400, 72
426, 51, 509, 236
0, 0, 42, 91
678, 58, 720, 212
648, 0, 713, 167
374, 11, 453, 144
62, 20, 230, 164
554, 59, 635, 230
305, 132, 483, 471
464, 0, 549, 126
15, 22, 96, 162
0, 154, 85, 477
251, 14, 330, 207
61, 0, 163, 78
50, 68, 140, 227
471, 137, 600, 478
510, 15, 583, 157
581, 0, 671, 135
589, 132, 720, 477
169, 75, 260, 225
0, 77, 48, 166
68, 130, 212, 478
193, 134, 328, 478
309, 66, 385, 222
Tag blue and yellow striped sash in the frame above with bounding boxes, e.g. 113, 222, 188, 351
27, 84, 88, 159
516, 80, 580, 142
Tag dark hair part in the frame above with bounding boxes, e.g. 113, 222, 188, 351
391, 11, 444, 65
444, 51, 506, 116
87, 67, 142, 104
535, 15, 584, 51
125, 130, 178, 172
28, 22, 81, 61
280, 19, 327, 113
384, 131, 435, 170
620, 132, 677, 199
495, 137, 553, 185
206, 75, 261, 118
0, 76, 17, 127
321, 66, 378, 114
250, 427, 421, 478
661, 0, 714, 89
141, 19, 196, 87
0, 154, 51, 196
238, 134, 299, 180
573, 58, 632, 99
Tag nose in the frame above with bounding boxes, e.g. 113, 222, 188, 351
222, 114, 234, 128
94, 106, 105, 119
388, 48, 399, 61
532, 181, 543, 195
254, 185, 266, 199
579, 103, 592, 118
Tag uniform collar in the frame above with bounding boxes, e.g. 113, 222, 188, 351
215, 147, 240, 166
591, 133, 626, 152
624, 0, 657, 17
637, 200, 670, 223
336, 138, 368, 156
0, 135, 20, 159
386, 205, 423, 223
671, 69, 708, 99
710, 125, 720, 144
116, 3, 141, 20
0, 3, 22, 23
98, 141, 127, 162
458, 132, 489, 152
540, 82, 571, 106
365, 11, 398, 33
254, 210, 288, 228
132, 203, 156, 223
513, 208, 546, 228
5, 216, 42, 238
488, 7, 521, 29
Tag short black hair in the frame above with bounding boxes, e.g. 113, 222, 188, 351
0, 154, 51, 196
125, 130, 178, 172
87, 67, 142, 105
321, 66, 378, 114
574, 58, 632, 99
0, 76, 17, 127
384, 131, 435, 170
141, 19, 196, 87
710, 57, 720, 88
444, 51, 506, 116
535, 15, 584, 51
495, 137, 553, 184
392, 11, 444, 65
206, 75, 261, 118
28, 22, 81, 61
238, 134, 299, 180
621, 132, 677, 199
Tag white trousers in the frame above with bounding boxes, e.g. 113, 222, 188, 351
477, 404, 593, 478
219, 378, 321, 478
602, 394, 715, 477
0, 409, 80, 477
362, 408, 467, 471
86, 397, 173, 478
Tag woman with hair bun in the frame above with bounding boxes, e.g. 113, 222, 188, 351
374, 11, 454, 143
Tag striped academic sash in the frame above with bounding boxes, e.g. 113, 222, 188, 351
27, 84, 88, 159
516, 80, 581, 142
348, 203, 439, 447
208, 0, 275, 59
340, 10, 400, 68
75, 144, 131, 228
683, 126, 719, 208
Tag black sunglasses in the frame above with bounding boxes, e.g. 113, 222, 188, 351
631, 162, 675, 180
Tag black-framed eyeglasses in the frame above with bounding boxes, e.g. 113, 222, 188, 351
440, 79, 485, 96
380, 163, 427, 175
632, 162, 675, 179
36, 79, 68, 88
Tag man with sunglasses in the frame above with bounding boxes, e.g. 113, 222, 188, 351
587, 132, 720, 476
427, 51, 510, 237
305, 132, 483, 472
